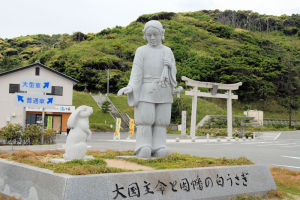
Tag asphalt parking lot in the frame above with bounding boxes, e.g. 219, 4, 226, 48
60, 130, 300, 170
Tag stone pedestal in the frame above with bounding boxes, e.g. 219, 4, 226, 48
0, 158, 276, 200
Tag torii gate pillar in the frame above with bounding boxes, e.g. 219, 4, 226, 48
227, 90, 233, 138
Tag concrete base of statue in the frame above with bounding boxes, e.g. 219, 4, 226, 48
0, 158, 276, 200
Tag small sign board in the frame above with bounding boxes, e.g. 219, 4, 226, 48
20, 79, 52, 93
128, 118, 135, 139
114, 118, 121, 140
15, 93, 55, 108
26, 105, 75, 113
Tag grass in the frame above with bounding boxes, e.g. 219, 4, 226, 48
126, 153, 253, 169
271, 168, 300, 196
231, 190, 286, 200
73, 91, 115, 130
212, 98, 300, 120
0, 150, 252, 175
108, 94, 134, 118
181, 94, 227, 123
0, 196, 21, 200
0, 150, 299, 199
0, 150, 134, 175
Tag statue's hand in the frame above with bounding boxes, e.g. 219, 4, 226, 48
160, 66, 169, 88
117, 86, 133, 96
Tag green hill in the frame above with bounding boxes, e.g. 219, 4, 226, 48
1, 10, 300, 119
73, 91, 114, 130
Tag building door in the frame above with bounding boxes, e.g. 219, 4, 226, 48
26, 113, 36, 125
52, 116, 62, 133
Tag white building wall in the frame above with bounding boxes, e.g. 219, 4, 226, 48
0, 64, 76, 128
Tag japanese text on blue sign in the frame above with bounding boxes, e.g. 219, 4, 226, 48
20, 79, 51, 93
15, 94, 55, 108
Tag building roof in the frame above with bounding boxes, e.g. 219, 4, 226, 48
0, 61, 79, 84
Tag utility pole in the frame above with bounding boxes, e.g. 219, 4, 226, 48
107, 68, 109, 95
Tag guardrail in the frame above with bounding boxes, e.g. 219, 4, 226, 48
264, 118, 300, 125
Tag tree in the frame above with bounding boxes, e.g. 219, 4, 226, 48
171, 98, 188, 124
72, 32, 87, 42
101, 101, 111, 113
277, 55, 300, 128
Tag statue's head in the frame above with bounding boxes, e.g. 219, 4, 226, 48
143, 20, 165, 47
67, 105, 93, 129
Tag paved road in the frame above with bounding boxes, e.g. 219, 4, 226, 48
57, 131, 300, 170
167, 132, 300, 170
1, 131, 299, 170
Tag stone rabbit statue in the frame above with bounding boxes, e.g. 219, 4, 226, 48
63, 105, 93, 160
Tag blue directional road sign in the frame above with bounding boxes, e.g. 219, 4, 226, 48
20, 79, 52, 93
15, 94, 55, 108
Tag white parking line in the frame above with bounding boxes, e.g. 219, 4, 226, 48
281, 156, 300, 160
272, 164, 300, 169
243, 141, 275, 145
256, 143, 297, 147
274, 132, 282, 140
281, 145, 300, 148
203, 143, 233, 145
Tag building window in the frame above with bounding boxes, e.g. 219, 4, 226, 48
35, 67, 40, 76
47, 86, 63, 96
9, 84, 20, 93
9, 84, 26, 93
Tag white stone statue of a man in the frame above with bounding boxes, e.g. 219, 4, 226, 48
118, 20, 177, 158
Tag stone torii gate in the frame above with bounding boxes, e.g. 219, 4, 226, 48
182, 76, 242, 139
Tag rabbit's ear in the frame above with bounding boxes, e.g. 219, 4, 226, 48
67, 107, 81, 128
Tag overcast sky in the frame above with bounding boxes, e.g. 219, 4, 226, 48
1, 0, 299, 39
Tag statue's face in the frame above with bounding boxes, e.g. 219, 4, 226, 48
145, 27, 162, 47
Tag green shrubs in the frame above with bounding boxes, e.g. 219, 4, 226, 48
24, 124, 41, 145
43, 129, 56, 144
283, 27, 299, 36
207, 24, 233, 38
0, 123, 56, 145
202, 116, 247, 128
136, 12, 176, 23
196, 128, 253, 138
0, 123, 22, 144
